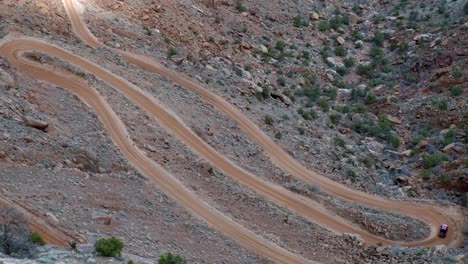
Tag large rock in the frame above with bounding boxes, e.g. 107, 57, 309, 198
270, 91, 292, 106
73, 148, 99, 173
22, 116, 49, 131
336, 37, 345, 45
311, 12, 319, 20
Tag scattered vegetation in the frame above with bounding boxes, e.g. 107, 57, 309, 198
235, 2, 247, 13
0, 208, 38, 258
95, 237, 124, 257
158, 252, 186, 264
29, 232, 45, 246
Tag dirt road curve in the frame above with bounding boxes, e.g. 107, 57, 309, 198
0, 38, 312, 264
0, 196, 69, 246
62, 0, 464, 248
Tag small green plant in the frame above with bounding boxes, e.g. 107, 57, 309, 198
264, 115, 274, 125
298, 127, 306, 135
275, 40, 287, 52
347, 170, 358, 179
343, 57, 354, 68
443, 129, 456, 146
275, 132, 283, 140
167, 48, 178, 58
452, 67, 462, 78
465, 2, 468, 15
95, 237, 124, 257
318, 21, 329, 31
449, 86, 462, 96
298, 108, 317, 120
335, 46, 347, 57
333, 137, 346, 148
356, 64, 373, 78
293, 15, 308, 27
330, 114, 341, 125
422, 154, 447, 168
128, 261, 135, 264
235, 2, 247, 12
158, 252, 186, 264
29, 232, 45, 246
373, 31, 385, 47
234, 67, 243, 77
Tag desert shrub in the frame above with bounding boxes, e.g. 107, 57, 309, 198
159, 252, 186, 264
264, 115, 274, 126
296, 86, 321, 101
29, 232, 45, 246
333, 137, 346, 147
0, 208, 38, 258
275, 40, 286, 52
317, 98, 330, 111
452, 68, 462, 78
335, 46, 347, 57
167, 48, 178, 58
128, 261, 135, 264
465, 2, 468, 15
235, 2, 247, 12
347, 170, 358, 179
275, 132, 283, 139
298, 127, 306, 135
318, 21, 329, 31
356, 64, 373, 78
336, 67, 348, 76
343, 57, 354, 68
293, 15, 308, 27
95, 237, 124, 257
298, 108, 317, 120
443, 129, 456, 146
373, 31, 385, 47
449, 86, 462, 96
422, 154, 447, 168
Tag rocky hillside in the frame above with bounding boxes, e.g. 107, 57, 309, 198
0, 0, 467, 263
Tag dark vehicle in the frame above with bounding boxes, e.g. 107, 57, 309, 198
439, 224, 448, 238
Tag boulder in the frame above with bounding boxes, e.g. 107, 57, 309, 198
270, 91, 292, 106
73, 148, 99, 173
311, 12, 319, 20
442, 143, 456, 152
387, 115, 402, 124
170, 55, 185, 65
336, 36, 345, 45
22, 116, 49, 131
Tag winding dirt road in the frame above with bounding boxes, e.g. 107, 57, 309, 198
61, 0, 464, 248
0, 0, 463, 262
0, 38, 312, 264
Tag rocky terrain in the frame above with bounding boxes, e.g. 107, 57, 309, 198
0, 0, 467, 263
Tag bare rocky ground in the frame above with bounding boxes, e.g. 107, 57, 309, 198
0, 0, 467, 263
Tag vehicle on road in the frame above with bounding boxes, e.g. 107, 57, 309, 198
439, 224, 448, 238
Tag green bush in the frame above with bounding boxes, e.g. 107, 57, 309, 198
452, 67, 462, 78
465, 2, 468, 15
298, 108, 317, 120
275, 132, 283, 140
235, 2, 247, 12
275, 40, 286, 52
95, 237, 124, 257
158, 252, 186, 264
422, 154, 447, 168
333, 137, 346, 148
167, 48, 178, 58
443, 129, 456, 146
264, 115, 274, 126
343, 57, 354, 68
373, 31, 385, 47
449, 86, 462, 96
29, 232, 45, 246
356, 64, 373, 78
318, 21, 329, 31
293, 15, 308, 27
335, 46, 347, 57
